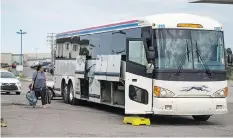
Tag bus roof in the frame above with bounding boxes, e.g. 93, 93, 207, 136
56, 13, 222, 39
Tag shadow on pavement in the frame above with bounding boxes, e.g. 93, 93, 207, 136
150, 115, 217, 126
1, 102, 29, 106
56, 99, 219, 126
1, 93, 21, 95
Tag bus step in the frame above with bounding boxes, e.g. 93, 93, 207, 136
123, 117, 150, 126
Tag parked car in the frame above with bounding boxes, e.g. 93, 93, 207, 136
1, 63, 9, 68
42, 63, 50, 71
41, 61, 51, 66
46, 64, 54, 75
0, 70, 21, 95
30, 63, 35, 68
1, 63, 10, 71
30, 61, 40, 69
40, 62, 51, 71
46, 80, 59, 100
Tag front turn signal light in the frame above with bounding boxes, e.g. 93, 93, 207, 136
154, 86, 175, 97
154, 86, 161, 97
224, 87, 228, 97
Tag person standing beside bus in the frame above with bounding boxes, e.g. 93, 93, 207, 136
31, 65, 47, 108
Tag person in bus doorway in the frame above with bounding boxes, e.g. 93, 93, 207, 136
31, 65, 47, 108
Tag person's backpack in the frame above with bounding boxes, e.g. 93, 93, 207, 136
26, 91, 37, 106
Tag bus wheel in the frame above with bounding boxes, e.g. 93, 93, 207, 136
192, 115, 210, 121
68, 83, 81, 105
68, 83, 74, 105
62, 84, 69, 104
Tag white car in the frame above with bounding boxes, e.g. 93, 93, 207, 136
46, 80, 61, 99
0, 70, 21, 95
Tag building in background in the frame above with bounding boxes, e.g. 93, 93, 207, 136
0, 53, 51, 66
1, 53, 23, 65
24, 53, 51, 67
23, 53, 51, 61
0, 53, 13, 65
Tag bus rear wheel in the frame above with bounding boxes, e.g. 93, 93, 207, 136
68, 83, 82, 105
68, 83, 74, 105
62, 84, 69, 104
192, 115, 210, 121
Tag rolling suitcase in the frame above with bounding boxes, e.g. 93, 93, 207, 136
45, 88, 51, 104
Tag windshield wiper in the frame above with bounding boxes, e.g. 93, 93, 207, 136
176, 40, 190, 75
195, 40, 211, 76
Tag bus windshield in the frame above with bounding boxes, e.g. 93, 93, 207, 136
154, 29, 225, 71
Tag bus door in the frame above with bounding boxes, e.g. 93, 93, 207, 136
125, 38, 153, 114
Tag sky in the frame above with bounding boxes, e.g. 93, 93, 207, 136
1, 0, 233, 54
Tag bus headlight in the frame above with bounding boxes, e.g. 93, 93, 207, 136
154, 86, 175, 97
212, 87, 228, 98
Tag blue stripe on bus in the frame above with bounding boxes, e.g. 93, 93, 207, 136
56, 22, 139, 38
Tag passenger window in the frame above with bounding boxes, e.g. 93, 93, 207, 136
73, 45, 78, 51
112, 31, 126, 54
129, 85, 148, 104
128, 40, 148, 66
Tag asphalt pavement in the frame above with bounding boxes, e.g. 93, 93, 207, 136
1, 68, 233, 136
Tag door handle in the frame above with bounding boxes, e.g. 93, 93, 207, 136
132, 79, 137, 82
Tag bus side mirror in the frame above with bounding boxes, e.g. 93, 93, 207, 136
146, 46, 155, 74
227, 54, 233, 64
146, 46, 155, 60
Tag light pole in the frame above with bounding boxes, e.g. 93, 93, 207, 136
16, 29, 27, 65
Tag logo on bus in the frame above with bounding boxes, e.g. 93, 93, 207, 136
180, 85, 210, 92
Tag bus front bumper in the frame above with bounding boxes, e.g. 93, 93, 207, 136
153, 98, 228, 115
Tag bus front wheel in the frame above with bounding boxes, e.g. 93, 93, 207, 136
192, 115, 211, 121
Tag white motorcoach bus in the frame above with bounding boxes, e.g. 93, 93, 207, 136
54, 13, 230, 121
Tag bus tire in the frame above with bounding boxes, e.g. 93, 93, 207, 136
68, 83, 82, 105
62, 83, 69, 104
192, 115, 210, 121
67, 83, 74, 105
